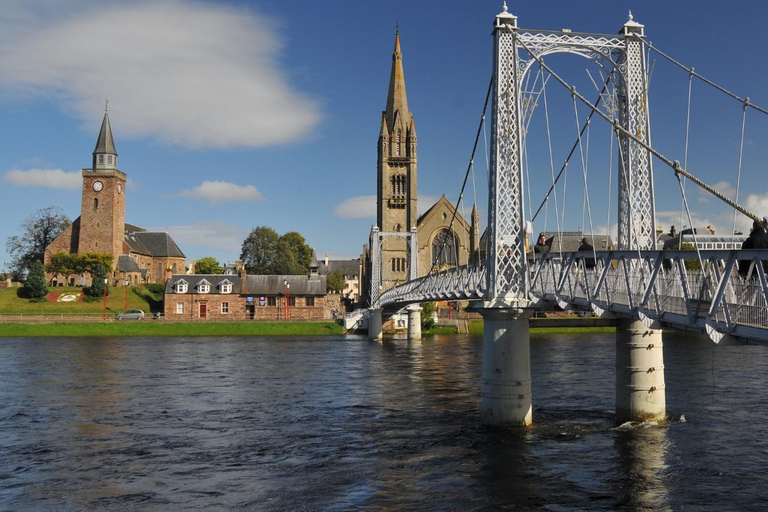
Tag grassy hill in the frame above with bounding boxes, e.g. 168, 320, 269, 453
0, 284, 161, 316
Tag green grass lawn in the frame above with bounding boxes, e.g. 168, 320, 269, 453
0, 285, 156, 316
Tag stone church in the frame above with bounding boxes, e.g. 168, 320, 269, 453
45, 108, 186, 286
362, 32, 479, 301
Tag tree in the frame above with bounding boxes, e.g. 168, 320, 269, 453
421, 302, 436, 330
25, 260, 49, 300
279, 231, 313, 274
326, 270, 345, 293
87, 264, 110, 298
240, 227, 314, 275
80, 252, 114, 274
240, 226, 281, 274
47, 252, 81, 284
6, 206, 71, 278
195, 256, 223, 274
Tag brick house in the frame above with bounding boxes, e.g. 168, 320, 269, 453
44, 108, 185, 286
164, 271, 328, 321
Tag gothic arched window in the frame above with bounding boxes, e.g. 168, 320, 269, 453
432, 229, 458, 267
93, 198, 99, 210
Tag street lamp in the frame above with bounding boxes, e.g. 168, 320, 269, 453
284, 279, 291, 320
102, 278, 108, 320
124, 279, 130, 311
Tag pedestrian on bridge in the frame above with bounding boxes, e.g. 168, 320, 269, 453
738, 219, 768, 277
534, 235, 550, 255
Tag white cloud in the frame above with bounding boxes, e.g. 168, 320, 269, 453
147, 220, 248, 257
0, 0, 321, 149
4, 168, 81, 190
177, 180, 264, 204
334, 195, 375, 219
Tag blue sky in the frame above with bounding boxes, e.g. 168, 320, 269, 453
3, 0, 768, 270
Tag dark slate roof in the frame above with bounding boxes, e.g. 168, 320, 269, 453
125, 232, 151, 255
93, 112, 117, 155
127, 232, 185, 258
318, 259, 360, 278
125, 223, 146, 234
245, 275, 326, 296
164, 275, 243, 295
116, 255, 141, 272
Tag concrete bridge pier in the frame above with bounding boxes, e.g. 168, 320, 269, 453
368, 308, 383, 341
479, 307, 533, 426
615, 318, 666, 423
407, 305, 422, 340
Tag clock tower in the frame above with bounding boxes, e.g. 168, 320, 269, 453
78, 106, 127, 263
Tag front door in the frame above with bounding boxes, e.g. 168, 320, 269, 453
199, 302, 207, 319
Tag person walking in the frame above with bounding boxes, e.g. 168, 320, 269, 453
738, 219, 768, 277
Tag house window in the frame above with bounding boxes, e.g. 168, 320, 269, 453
221, 302, 229, 314
175, 281, 188, 293
289, 296, 296, 307
306, 297, 315, 307
176, 302, 184, 314
157, 263, 162, 279
220, 282, 232, 294
268, 296, 276, 307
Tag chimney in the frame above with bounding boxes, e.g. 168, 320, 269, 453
669, 225, 677, 238
324, 253, 329, 266
239, 266, 247, 294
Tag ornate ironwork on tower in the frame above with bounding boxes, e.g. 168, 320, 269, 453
487, 5, 656, 306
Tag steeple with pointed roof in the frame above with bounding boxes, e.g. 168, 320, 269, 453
92, 103, 118, 170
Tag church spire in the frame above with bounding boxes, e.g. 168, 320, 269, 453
384, 31, 410, 130
92, 102, 118, 170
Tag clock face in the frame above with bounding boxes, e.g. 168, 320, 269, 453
117, 183, 123, 194
92, 181, 104, 192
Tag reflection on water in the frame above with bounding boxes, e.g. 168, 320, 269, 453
1, 333, 767, 510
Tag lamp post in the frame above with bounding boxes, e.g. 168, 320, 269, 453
102, 278, 108, 320
124, 279, 130, 311
284, 280, 291, 320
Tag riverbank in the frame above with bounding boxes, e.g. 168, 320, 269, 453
0, 321, 344, 337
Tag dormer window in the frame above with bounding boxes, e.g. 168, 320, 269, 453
219, 280, 232, 294
174, 280, 188, 293
196, 279, 211, 294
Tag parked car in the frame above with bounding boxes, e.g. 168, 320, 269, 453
116, 309, 145, 320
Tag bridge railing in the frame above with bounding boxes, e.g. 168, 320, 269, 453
377, 261, 487, 308
530, 249, 768, 342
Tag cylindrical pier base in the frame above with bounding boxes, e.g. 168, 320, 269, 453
479, 308, 533, 426
407, 305, 422, 341
368, 308, 383, 341
615, 318, 666, 423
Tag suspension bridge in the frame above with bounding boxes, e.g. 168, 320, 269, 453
362, 4, 768, 426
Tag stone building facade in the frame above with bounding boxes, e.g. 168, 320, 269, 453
362, 32, 479, 302
44, 108, 185, 286
164, 271, 328, 321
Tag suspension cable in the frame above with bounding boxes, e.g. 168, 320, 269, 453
643, 39, 768, 116
531, 77, 610, 223
732, 98, 749, 235
430, 74, 494, 275
514, 33, 767, 230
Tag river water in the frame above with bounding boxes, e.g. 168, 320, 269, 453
1, 332, 766, 511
